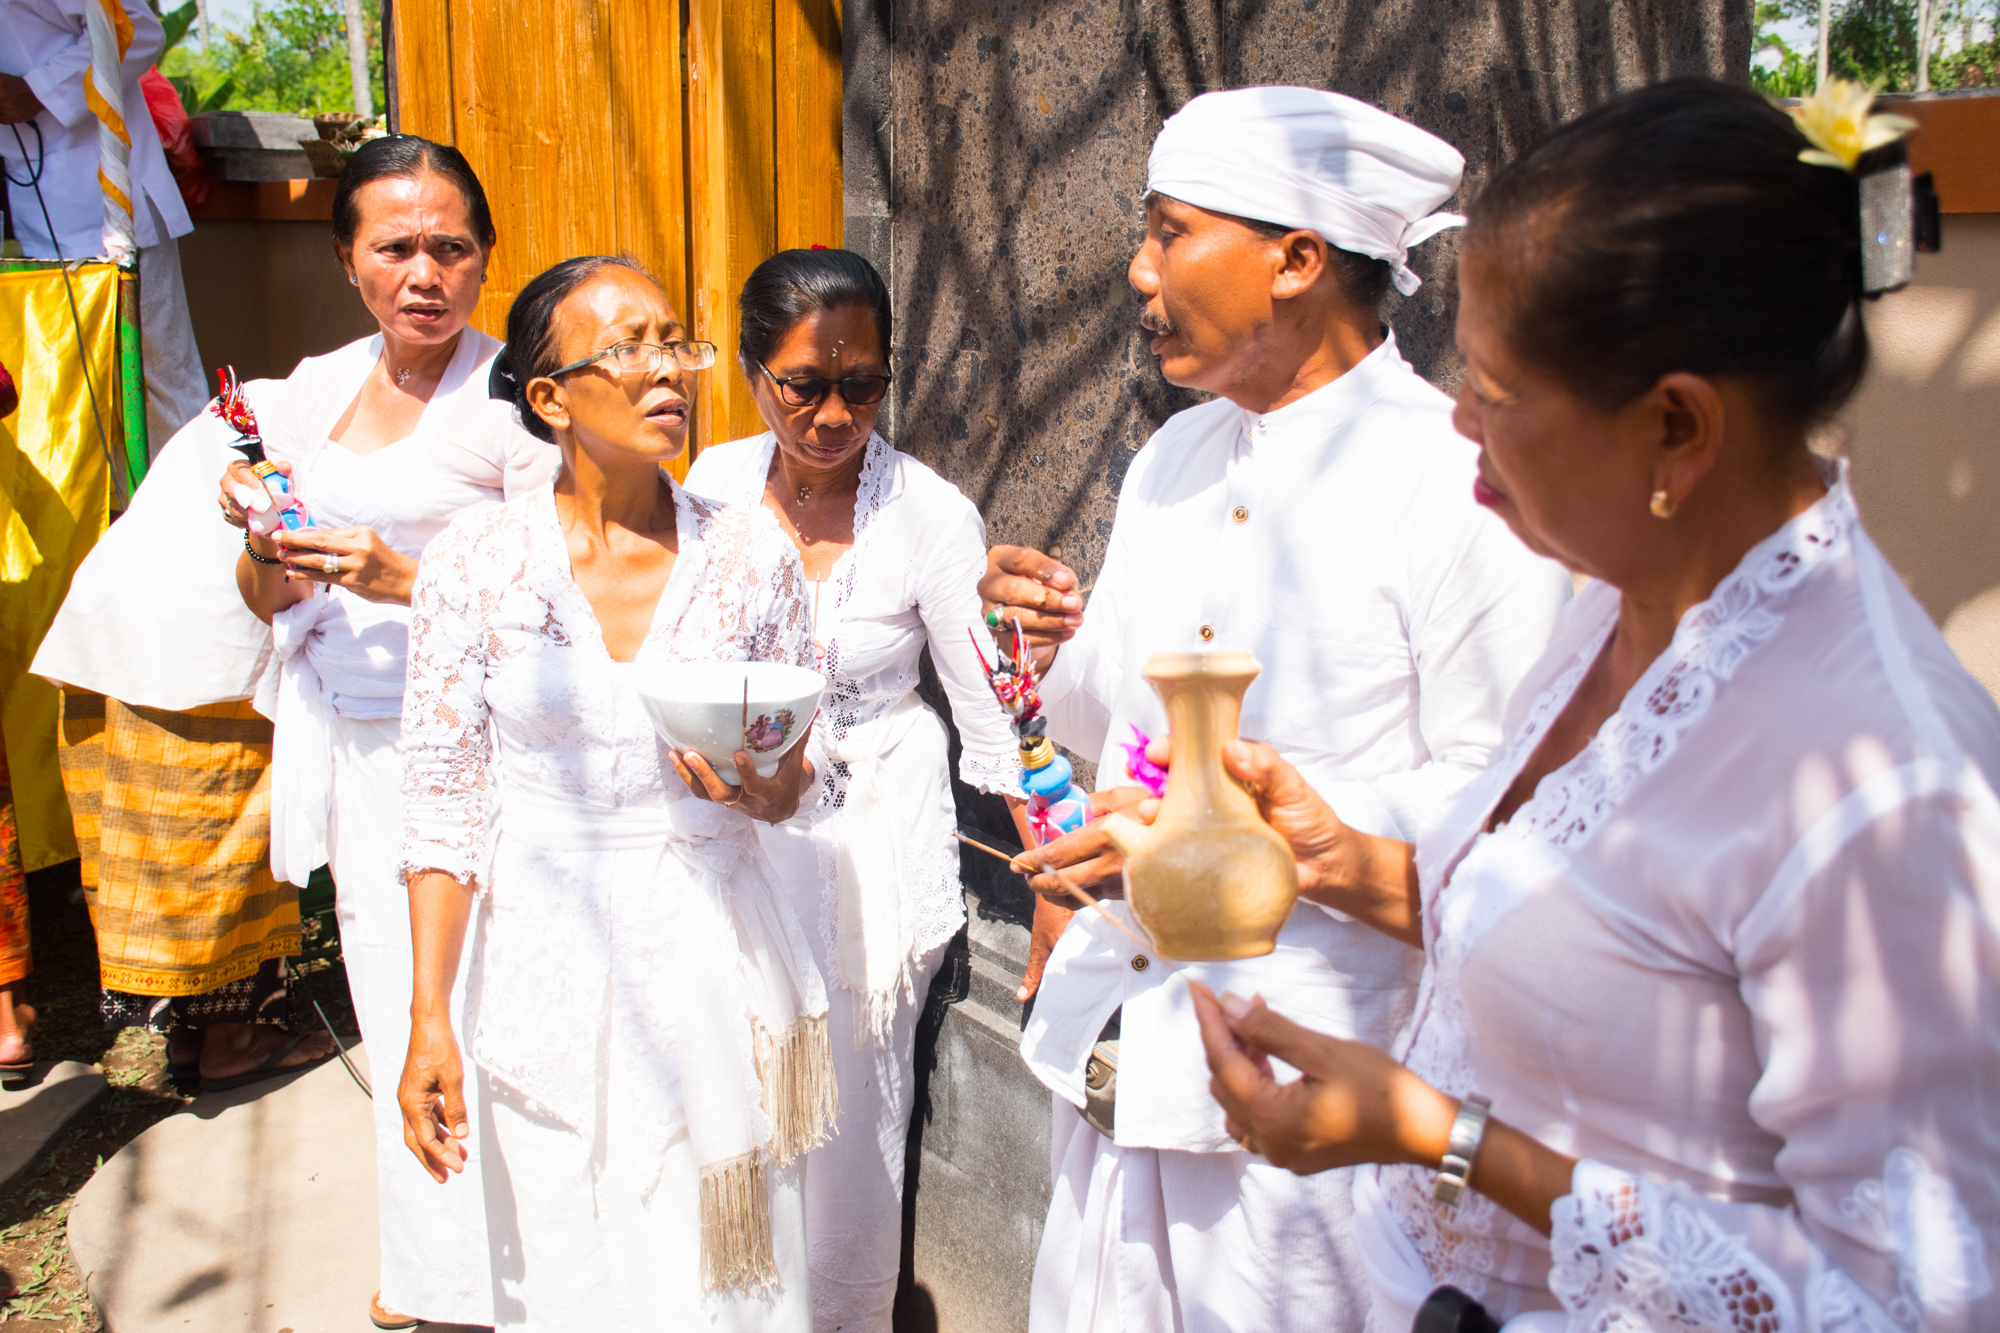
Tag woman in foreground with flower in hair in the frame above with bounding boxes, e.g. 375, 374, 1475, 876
1157, 79, 2000, 1330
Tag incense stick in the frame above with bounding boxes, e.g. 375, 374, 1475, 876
953, 831, 1178, 970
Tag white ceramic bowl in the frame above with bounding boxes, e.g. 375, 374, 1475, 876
633, 661, 824, 785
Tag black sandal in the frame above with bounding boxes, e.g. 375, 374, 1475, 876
198, 1029, 336, 1093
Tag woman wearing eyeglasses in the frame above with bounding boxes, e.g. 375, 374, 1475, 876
685, 247, 1027, 1333
398, 255, 827, 1329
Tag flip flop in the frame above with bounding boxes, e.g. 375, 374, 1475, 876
369, 1291, 421, 1330
198, 1029, 337, 1093
0, 1007, 38, 1087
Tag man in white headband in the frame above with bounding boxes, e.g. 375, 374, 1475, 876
979, 87, 1571, 1332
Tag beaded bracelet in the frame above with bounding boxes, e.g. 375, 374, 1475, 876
243, 533, 284, 566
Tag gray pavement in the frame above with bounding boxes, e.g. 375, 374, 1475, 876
67, 1044, 482, 1333
0, 1061, 109, 1197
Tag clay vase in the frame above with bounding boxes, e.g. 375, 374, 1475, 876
1101, 651, 1299, 960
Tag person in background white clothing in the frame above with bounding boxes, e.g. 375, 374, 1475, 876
1190, 79, 2000, 1333
0, 0, 208, 444
686, 247, 1027, 1333
978, 88, 1571, 1333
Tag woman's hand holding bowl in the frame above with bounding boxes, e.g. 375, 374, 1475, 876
672, 713, 819, 824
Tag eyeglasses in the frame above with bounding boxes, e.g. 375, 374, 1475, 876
549, 339, 718, 379
756, 361, 892, 408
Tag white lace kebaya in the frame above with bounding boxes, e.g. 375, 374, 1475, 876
685, 430, 1021, 1331
687, 431, 1024, 1015
1356, 464, 2000, 1333
398, 477, 828, 1311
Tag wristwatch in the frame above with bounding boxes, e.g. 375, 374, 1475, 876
1433, 1093, 1492, 1207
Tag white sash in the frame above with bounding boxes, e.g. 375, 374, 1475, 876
823, 690, 944, 1042
496, 788, 836, 1295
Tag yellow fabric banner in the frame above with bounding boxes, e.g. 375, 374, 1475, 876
0, 263, 121, 871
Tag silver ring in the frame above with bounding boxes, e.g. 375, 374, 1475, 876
323, 554, 339, 574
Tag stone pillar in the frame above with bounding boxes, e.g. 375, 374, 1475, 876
863, 5, 1752, 1329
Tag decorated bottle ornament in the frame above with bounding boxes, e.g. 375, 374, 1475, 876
1020, 735, 1090, 844
250, 459, 316, 532
211, 366, 314, 534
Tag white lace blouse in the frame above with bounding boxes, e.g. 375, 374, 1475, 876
396, 479, 813, 1126
399, 477, 812, 889
685, 432, 1023, 959
1371, 468, 2000, 1332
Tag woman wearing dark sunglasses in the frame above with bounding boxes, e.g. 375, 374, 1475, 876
685, 248, 1028, 1333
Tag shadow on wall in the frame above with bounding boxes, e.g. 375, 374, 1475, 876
1829, 213, 2000, 702
880, 0, 1751, 588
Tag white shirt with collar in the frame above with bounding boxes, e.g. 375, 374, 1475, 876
0, 0, 190, 257
1023, 332, 1571, 1161
1020, 334, 1570, 1333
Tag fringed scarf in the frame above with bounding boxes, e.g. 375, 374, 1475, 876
664, 799, 839, 1294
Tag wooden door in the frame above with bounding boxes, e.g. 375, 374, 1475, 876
390, 0, 841, 461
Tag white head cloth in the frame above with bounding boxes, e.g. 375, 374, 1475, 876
1147, 86, 1467, 295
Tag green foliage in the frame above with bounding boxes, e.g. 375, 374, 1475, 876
158, 0, 385, 116
149, 1, 197, 58
1751, 0, 2000, 91
1831, 0, 1920, 85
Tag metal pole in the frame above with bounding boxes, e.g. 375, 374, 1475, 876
117, 264, 147, 489
344, 0, 374, 117
1818, 0, 1832, 89
1918, 0, 1932, 91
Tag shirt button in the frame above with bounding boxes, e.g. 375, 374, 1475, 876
1130, 955, 1150, 972
1231, 506, 1249, 523
1199, 625, 1215, 642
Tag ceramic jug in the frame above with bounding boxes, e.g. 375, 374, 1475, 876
1101, 651, 1299, 960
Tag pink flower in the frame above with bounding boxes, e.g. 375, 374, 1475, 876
1121, 725, 1167, 797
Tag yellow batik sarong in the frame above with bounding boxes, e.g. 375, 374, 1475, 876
58, 690, 299, 996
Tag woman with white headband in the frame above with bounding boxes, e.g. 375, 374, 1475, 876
981, 87, 1571, 1333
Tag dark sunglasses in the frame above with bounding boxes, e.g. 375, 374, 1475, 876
757, 361, 892, 408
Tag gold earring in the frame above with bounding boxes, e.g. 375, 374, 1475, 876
1649, 488, 1677, 519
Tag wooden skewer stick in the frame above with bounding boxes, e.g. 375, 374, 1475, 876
953, 831, 1178, 971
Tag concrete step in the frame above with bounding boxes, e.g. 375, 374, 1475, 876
966, 950, 1026, 1031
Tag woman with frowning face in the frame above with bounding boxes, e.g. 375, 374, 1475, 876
1113, 80, 2000, 1331
398, 256, 828, 1331
208, 135, 555, 1333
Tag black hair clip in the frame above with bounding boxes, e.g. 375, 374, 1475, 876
487, 356, 520, 401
